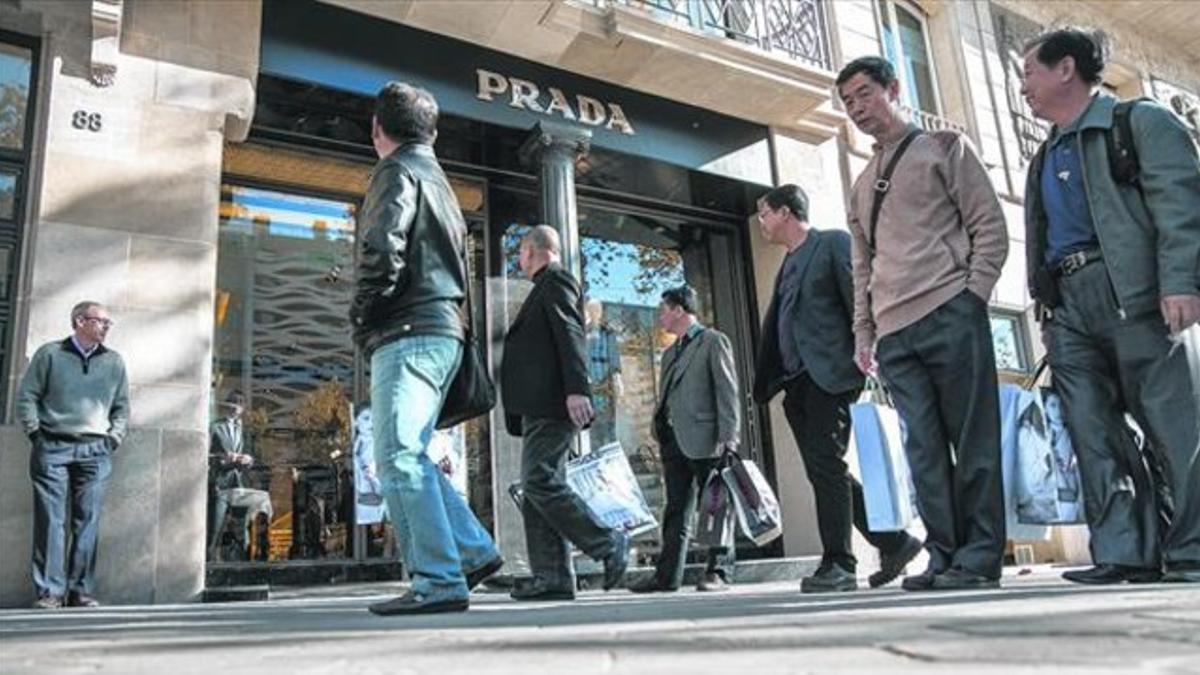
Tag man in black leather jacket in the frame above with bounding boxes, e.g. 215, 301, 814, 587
501, 225, 630, 600
353, 82, 501, 616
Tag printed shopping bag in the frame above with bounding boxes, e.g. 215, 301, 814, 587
696, 464, 735, 549
722, 452, 783, 546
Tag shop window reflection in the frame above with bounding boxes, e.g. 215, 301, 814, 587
211, 184, 358, 563
0, 42, 33, 151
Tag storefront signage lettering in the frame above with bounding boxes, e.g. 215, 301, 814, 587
475, 68, 636, 136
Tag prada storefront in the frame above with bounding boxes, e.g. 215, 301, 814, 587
208, 0, 776, 583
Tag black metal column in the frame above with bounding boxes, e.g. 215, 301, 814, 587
520, 121, 591, 281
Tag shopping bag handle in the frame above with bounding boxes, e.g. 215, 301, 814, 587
1020, 357, 1051, 391
862, 376, 894, 407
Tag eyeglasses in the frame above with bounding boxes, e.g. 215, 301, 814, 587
83, 316, 114, 328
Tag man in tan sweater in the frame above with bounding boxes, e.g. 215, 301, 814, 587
837, 56, 1009, 591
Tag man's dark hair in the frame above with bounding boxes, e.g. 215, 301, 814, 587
1024, 27, 1109, 85
835, 56, 898, 91
761, 184, 809, 221
374, 81, 439, 144
661, 285, 699, 315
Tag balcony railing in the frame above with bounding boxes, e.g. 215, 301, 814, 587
902, 105, 968, 135
586, 0, 833, 71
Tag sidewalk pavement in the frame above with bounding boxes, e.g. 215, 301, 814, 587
1, 566, 1197, 675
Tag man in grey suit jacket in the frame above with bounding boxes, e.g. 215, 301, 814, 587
753, 184, 921, 593
629, 285, 739, 593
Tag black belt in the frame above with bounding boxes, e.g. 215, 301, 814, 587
1053, 249, 1103, 277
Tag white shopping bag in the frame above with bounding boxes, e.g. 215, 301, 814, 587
850, 384, 917, 532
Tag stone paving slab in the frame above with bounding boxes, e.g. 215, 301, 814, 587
1, 568, 1197, 674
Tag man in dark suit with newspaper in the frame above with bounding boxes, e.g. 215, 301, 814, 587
501, 225, 630, 600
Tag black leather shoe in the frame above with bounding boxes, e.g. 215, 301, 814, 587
66, 592, 100, 608
696, 572, 730, 592
901, 568, 938, 592
870, 536, 923, 588
801, 563, 857, 593
1163, 561, 1200, 583
627, 576, 677, 594
465, 556, 504, 591
510, 578, 575, 601
931, 568, 1000, 590
368, 591, 469, 616
1062, 564, 1161, 585
603, 532, 631, 591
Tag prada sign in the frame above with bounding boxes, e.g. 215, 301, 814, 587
476, 68, 636, 136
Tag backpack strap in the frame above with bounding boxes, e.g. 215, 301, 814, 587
1107, 97, 1151, 186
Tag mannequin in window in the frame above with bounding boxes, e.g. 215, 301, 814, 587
585, 298, 623, 449
208, 391, 271, 561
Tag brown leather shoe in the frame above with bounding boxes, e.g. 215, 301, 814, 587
33, 594, 62, 610
67, 592, 100, 608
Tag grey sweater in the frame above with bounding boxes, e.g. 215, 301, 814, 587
16, 338, 131, 446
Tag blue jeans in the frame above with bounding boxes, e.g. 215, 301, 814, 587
371, 335, 498, 601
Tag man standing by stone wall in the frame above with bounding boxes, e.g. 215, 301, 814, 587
1021, 27, 1200, 584
838, 56, 1009, 591
17, 301, 130, 609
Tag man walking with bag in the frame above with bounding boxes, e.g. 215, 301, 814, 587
1021, 27, 1200, 584
501, 225, 630, 600
753, 184, 922, 593
353, 82, 501, 615
18, 301, 129, 609
839, 56, 1009, 591
628, 285, 739, 594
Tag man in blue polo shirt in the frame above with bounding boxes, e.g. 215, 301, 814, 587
1022, 27, 1200, 585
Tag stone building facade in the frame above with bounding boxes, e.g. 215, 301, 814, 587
0, 0, 1195, 605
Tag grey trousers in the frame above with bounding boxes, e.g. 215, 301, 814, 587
29, 436, 113, 598
876, 289, 1007, 579
521, 416, 618, 589
1046, 263, 1200, 567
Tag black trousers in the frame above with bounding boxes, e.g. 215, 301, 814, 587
1047, 263, 1200, 567
876, 289, 1006, 578
782, 373, 911, 572
652, 430, 735, 588
520, 416, 618, 589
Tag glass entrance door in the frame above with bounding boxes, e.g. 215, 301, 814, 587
488, 186, 758, 564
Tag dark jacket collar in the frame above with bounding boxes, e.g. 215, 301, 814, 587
1051, 92, 1115, 139
60, 336, 108, 359
532, 261, 562, 283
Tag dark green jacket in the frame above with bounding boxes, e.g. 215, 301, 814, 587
1025, 93, 1200, 319
16, 337, 131, 447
